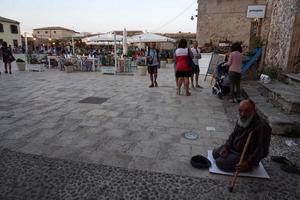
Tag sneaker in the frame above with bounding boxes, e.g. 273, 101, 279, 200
9, 71, 12, 74
149, 84, 154, 88
154, 81, 158, 87
5, 71, 8, 74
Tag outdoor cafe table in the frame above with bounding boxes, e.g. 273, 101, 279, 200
47, 56, 59, 69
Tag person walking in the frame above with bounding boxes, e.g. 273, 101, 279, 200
146, 43, 160, 88
190, 41, 202, 88
223, 42, 243, 102
175, 39, 193, 96
1, 42, 15, 74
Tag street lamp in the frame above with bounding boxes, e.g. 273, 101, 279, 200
24, 32, 28, 54
190, 15, 198, 20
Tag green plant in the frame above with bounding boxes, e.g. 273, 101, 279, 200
136, 57, 146, 66
262, 64, 282, 80
64, 60, 73, 66
16, 58, 25, 62
249, 36, 264, 51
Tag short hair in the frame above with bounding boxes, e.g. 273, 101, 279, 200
231, 42, 242, 53
2, 41, 7, 47
178, 39, 187, 48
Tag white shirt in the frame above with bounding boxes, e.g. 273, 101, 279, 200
190, 47, 201, 65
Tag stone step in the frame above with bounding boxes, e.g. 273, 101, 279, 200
257, 80, 300, 114
242, 81, 300, 136
283, 73, 300, 87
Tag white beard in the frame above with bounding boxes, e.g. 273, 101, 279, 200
237, 113, 254, 128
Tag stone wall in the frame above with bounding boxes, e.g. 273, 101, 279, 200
264, 0, 298, 71
196, 0, 270, 47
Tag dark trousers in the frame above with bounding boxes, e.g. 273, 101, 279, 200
212, 145, 241, 172
229, 71, 241, 98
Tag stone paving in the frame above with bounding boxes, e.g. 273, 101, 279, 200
0, 64, 299, 199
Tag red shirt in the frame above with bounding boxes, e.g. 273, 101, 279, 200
175, 48, 191, 71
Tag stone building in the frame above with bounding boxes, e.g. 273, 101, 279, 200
33, 26, 77, 41
196, 0, 300, 73
0, 16, 22, 48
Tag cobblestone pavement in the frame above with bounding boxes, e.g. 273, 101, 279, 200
0, 65, 299, 199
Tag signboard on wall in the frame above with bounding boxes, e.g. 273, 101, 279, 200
247, 5, 266, 18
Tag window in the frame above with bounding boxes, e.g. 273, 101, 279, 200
37, 31, 40, 34
13, 40, 18, 47
45, 31, 48, 34
0, 23, 3, 32
10, 25, 18, 34
53, 31, 56, 34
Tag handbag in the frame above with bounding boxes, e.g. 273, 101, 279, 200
8, 54, 16, 62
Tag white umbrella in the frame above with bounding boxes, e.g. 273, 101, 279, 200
128, 33, 175, 43
82, 32, 123, 43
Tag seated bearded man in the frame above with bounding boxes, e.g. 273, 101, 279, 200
213, 99, 272, 172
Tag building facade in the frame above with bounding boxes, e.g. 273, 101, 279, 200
32, 26, 77, 41
196, 0, 300, 73
0, 16, 22, 48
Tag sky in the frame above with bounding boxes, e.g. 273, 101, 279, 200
0, 0, 198, 35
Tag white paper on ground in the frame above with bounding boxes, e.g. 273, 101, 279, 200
206, 127, 216, 131
207, 150, 270, 179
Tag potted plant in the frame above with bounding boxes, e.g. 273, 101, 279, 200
27, 56, 44, 72
16, 58, 26, 71
166, 50, 174, 64
64, 60, 74, 73
136, 57, 147, 76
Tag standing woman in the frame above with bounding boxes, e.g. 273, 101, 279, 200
175, 39, 193, 96
1, 42, 14, 74
225, 42, 243, 102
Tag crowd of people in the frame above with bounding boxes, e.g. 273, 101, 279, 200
146, 39, 243, 102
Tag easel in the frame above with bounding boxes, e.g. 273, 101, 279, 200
204, 53, 226, 85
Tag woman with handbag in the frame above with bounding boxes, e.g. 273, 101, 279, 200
1, 42, 15, 74
175, 39, 193, 96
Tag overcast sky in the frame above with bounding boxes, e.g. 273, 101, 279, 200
1, 0, 198, 35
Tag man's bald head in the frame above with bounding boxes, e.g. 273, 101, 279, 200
239, 99, 256, 121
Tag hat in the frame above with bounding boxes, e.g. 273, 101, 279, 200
190, 155, 211, 169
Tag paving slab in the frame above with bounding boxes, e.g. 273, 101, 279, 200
0, 64, 299, 199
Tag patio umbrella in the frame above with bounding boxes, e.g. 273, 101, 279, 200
127, 33, 175, 43
82, 33, 123, 44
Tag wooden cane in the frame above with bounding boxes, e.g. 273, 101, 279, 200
228, 130, 253, 193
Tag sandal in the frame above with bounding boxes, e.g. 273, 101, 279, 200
186, 91, 191, 96
149, 84, 154, 88
271, 156, 295, 166
280, 164, 300, 174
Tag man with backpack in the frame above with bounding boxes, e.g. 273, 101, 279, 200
146, 43, 160, 88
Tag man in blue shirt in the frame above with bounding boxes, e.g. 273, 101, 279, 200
146, 43, 160, 87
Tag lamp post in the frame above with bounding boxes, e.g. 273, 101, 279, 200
24, 32, 28, 55
114, 31, 117, 75
72, 34, 75, 55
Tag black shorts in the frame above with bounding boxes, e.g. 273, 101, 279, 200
148, 65, 158, 74
192, 65, 200, 74
176, 71, 192, 78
